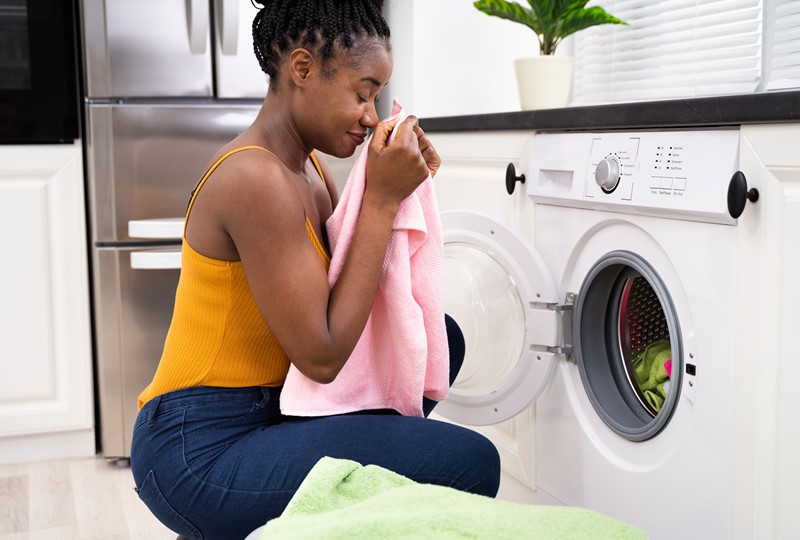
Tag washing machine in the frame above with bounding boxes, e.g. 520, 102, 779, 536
430, 128, 748, 539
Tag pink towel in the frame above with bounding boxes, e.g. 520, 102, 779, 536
280, 100, 449, 417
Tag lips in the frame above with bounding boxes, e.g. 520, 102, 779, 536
348, 132, 367, 146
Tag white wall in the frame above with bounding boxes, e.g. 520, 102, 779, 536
382, 0, 538, 117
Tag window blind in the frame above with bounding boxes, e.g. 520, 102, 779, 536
766, 0, 800, 90
572, 0, 763, 105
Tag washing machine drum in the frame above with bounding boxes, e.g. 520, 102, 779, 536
573, 251, 683, 442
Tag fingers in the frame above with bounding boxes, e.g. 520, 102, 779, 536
369, 115, 419, 153
414, 124, 441, 177
392, 115, 420, 145
369, 117, 401, 149
414, 125, 431, 153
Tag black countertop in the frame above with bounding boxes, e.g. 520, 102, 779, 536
419, 91, 800, 133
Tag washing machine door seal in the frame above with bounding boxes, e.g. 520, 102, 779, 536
435, 210, 560, 426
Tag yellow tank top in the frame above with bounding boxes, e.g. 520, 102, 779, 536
138, 146, 331, 409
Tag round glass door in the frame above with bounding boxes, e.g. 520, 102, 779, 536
573, 250, 682, 441
435, 211, 559, 426
444, 243, 526, 397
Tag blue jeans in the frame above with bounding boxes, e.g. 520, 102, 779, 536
130, 316, 500, 540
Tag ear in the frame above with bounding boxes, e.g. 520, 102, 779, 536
287, 48, 315, 87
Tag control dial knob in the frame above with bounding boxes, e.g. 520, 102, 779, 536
595, 156, 621, 192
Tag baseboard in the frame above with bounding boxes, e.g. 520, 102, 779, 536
0, 429, 96, 464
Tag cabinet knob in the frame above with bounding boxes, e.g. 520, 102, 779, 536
727, 171, 759, 219
506, 162, 526, 195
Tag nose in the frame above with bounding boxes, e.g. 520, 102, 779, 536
360, 102, 379, 129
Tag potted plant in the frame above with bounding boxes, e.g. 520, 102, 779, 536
474, 0, 627, 110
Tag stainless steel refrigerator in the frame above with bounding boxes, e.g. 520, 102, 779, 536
81, 0, 265, 460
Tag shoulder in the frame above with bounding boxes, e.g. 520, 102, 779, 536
212, 147, 295, 200
213, 146, 286, 181
209, 147, 306, 230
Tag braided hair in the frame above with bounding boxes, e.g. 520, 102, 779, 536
252, 0, 391, 84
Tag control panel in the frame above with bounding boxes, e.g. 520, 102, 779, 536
525, 129, 741, 224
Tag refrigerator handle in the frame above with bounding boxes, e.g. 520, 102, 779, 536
219, 0, 240, 55
128, 218, 184, 240
131, 250, 182, 270
188, 0, 210, 54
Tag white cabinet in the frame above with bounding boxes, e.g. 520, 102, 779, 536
733, 124, 800, 540
0, 143, 94, 463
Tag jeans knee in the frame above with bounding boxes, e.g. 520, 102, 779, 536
471, 434, 501, 497
447, 429, 501, 498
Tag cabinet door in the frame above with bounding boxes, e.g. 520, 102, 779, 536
0, 144, 93, 440
733, 124, 800, 540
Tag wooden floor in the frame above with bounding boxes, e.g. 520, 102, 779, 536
0, 456, 175, 539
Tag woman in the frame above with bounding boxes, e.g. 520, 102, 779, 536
130, 1, 501, 538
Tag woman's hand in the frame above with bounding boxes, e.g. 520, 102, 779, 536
414, 125, 441, 178
365, 115, 430, 209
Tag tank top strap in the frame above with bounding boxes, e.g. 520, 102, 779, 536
309, 152, 326, 186
185, 145, 278, 233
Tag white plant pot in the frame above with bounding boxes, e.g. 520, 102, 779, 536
514, 56, 574, 110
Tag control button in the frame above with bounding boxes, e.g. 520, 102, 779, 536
595, 156, 621, 192
673, 177, 687, 191
660, 177, 674, 190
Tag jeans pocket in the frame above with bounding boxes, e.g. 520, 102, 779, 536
183, 398, 263, 437
136, 469, 201, 539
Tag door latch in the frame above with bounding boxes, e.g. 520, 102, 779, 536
546, 292, 576, 363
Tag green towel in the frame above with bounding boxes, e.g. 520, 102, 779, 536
631, 339, 672, 412
260, 457, 648, 539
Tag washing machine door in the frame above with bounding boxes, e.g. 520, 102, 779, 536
435, 210, 560, 426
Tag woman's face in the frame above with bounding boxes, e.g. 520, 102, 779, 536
298, 39, 393, 158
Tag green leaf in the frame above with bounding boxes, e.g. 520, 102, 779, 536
473, 0, 542, 34
474, 0, 627, 55
556, 6, 628, 40
526, 0, 556, 43
556, 0, 590, 12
